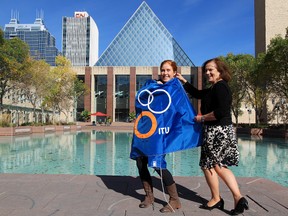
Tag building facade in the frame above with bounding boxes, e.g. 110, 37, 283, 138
255, 0, 288, 56
73, 2, 197, 122
4, 17, 59, 66
74, 66, 200, 123
62, 11, 99, 66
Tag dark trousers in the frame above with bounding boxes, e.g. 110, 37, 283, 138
136, 156, 175, 186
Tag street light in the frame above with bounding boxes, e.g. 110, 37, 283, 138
94, 91, 104, 113
247, 108, 252, 126
95, 91, 104, 97
114, 91, 123, 97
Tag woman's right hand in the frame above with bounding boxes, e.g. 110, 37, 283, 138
175, 73, 187, 84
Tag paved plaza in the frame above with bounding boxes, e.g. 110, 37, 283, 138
0, 173, 288, 216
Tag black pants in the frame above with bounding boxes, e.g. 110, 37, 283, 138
136, 156, 175, 186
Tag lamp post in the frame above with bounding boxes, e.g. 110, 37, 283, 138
247, 108, 252, 126
275, 104, 280, 125
114, 91, 123, 121
94, 91, 104, 124
95, 91, 104, 111
245, 105, 252, 126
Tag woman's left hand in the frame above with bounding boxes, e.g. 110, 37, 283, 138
194, 115, 204, 123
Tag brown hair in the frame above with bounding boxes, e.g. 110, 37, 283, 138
160, 60, 177, 72
202, 58, 231, 82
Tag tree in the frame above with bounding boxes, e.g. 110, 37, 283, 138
43, 56, 78, 123
0, 30, 30, 111
73, 78, 89, 121
19, 59, 51, 123
264, 28, 288, 126
220, 54, 255, 126
245, 53, 271, 125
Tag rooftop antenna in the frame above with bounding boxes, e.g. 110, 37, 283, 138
10, 9, 19, 23
36, 9, 45, 20
41, 9, 44, 20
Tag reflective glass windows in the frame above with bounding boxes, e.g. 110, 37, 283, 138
96, 2, 194, 67
95, 75, 107, 114
115, 75, 130, 122
136, 75, 152, 92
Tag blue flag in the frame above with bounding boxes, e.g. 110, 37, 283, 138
130, 78, 202, 168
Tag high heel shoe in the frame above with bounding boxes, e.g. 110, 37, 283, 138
230, 197, 249, 215
199, 198, 224, 210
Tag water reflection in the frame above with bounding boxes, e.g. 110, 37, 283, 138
0, 131, 287, 187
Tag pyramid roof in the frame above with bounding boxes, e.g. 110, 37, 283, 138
96, 1, 194, 66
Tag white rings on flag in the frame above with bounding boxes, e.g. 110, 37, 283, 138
137, 89, 171, 114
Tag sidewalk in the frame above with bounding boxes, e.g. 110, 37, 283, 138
0, 174, 287, 216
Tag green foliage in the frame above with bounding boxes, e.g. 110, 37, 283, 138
0, 113, 12, 127
220, 53, 255, 125
245, 53, 271, 124
0, 30, 30, 110
264, 29, 288, 125
74, 79, 89, 99
19, 59, 51, 122
128, 111, 136, 122
80, 110, 91, 122
265, 33, 288, 99
43, 56, 78, 123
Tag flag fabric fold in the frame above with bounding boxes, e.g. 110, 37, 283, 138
130, 78, 202, 168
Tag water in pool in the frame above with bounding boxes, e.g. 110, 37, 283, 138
0, 130, 287, 187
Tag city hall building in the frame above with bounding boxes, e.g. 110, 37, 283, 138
73, 2, 200, 122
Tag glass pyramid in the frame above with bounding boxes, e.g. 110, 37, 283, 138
95, 1, 194, 66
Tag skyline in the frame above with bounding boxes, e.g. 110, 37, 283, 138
0, 0, 255, 66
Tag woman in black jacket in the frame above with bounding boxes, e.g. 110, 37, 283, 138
176, 58, 249, 215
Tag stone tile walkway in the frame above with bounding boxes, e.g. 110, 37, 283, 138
0, 174, 287, 216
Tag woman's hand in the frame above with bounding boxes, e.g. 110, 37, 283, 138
175, 73, 187, 84
194, 115, 204, 123
194, 112, 217, 123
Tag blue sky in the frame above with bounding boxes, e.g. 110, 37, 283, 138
0, 0, 255, 66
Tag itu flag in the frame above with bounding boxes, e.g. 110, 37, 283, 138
130, 78, 202, 168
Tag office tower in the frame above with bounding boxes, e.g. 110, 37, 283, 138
96, 1, 194, 66
255, 0, 288, 56
62, 11, 99, 66
4, 16, 59, 66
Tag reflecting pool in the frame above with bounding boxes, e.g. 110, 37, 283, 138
0, 131, 287, 187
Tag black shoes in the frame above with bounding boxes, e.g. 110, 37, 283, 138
230, 197, 249, 215
199, 197, 249, 214
199, 198, 224, 210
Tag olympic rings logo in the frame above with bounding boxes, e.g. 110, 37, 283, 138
134, 89, 172, 139
137, 89, 171, 114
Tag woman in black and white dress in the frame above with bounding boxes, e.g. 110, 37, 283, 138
176, 57, 249, 215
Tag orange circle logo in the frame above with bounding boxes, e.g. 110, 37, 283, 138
134, 111, 157, 139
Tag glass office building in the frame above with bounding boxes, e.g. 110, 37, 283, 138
4, 17, 58, 66
62, 12, 99, 66
96, 1, 194, 66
